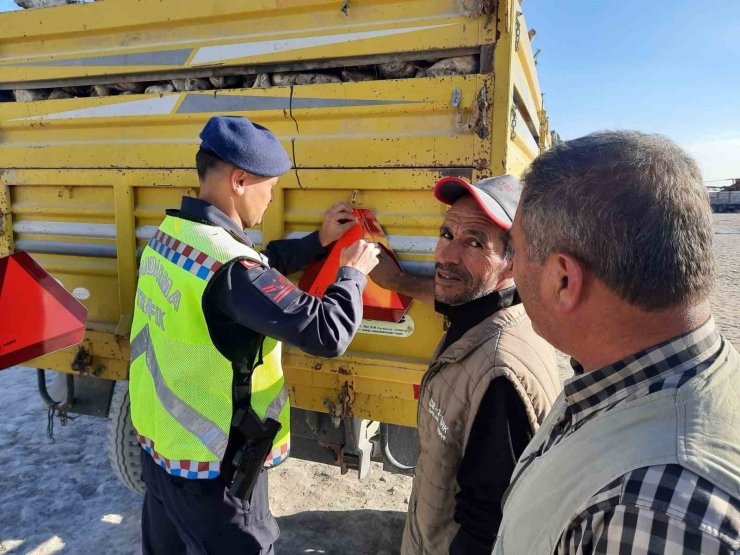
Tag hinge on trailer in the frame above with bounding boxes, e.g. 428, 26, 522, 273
461, 0, 497, 28
70, 345, 104, 376
323, 382, 353, 429
468, 84, 490, 139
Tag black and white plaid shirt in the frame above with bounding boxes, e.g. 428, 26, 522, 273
545, 319, 740, 554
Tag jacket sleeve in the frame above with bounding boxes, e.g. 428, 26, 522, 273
208, 259, 366, 358
261, 231, 326, 276
450, 377, 534, 555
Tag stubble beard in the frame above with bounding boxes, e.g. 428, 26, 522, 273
435, 263, 502, 306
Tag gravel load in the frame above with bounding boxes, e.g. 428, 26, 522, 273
8, 56, 481, 102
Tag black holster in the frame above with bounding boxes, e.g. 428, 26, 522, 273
228, 407, 281, 501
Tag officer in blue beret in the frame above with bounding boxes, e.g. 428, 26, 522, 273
129, 115, 380, 554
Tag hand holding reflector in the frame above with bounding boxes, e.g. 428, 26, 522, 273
0, 252, 88, 371
299, 209, 411, 323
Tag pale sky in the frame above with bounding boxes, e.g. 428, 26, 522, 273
528, 0, 739, 186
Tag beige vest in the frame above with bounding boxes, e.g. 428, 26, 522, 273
494, 337, 740, 554
401, 303, 561, 555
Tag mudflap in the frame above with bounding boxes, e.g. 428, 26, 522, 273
45, 370, 115, 418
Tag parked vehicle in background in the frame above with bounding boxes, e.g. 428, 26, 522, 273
709, 190, 740, 212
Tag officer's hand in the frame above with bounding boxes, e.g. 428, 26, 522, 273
319, 202, 357, 247
369, 245, 403, 290
339, 240, 380, 275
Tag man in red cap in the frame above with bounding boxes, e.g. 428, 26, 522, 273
371, 175, 560, 555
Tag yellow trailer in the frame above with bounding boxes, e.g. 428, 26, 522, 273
0, 0, 549, 491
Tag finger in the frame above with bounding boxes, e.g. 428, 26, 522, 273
336, 221, 356, 233
332, 208, 356, 221
328, 202, 354, 215
335, 202, 354, 212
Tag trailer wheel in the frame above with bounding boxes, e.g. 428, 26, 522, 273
106, 382, 145, 496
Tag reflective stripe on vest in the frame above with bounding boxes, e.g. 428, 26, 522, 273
129, 215, 290, 477
130, 324, 229, 459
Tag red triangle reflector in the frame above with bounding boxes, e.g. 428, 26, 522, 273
0, 252, 88, 371
299, 209, 412, 323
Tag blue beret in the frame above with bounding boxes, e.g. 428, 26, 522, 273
199, 116, 292, 177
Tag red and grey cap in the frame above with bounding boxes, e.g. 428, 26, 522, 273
433, 174, 522, 230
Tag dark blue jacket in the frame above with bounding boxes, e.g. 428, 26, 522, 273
174, 196, 366, 361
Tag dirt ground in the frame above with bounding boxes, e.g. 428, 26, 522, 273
710, 215, 740, 346
270, 460, 410, 554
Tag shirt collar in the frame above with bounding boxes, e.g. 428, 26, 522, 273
177, 196, 253, 246
563, 317, 722, 418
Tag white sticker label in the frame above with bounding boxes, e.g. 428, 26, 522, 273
72, 287, 91, 301
358, 315, 414, 338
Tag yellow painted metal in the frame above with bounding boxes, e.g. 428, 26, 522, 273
508, 137, 538, 179
0, 0, 549, 428
292, 76, 491, 169
31, 329, 131, 381
113, 184, 138, 335
513, 60, 541, 136
489, 0, 517, 176
0, 0, 491, 88
2, 168, 450, 425
284, 351, 424, 428
513, 106, 541, 163
0, 77, 487, 170
514, 10, 544, 128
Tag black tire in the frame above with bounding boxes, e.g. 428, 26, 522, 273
106, 382, 145, 495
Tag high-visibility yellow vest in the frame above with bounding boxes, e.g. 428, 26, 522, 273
129, 215, 290, 479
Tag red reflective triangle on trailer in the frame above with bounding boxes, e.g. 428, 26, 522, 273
0, 252, 88, 371
298, 209, 412, 323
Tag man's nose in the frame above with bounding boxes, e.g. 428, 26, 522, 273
435, 240, 461, 265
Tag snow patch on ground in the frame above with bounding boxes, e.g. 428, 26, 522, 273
0, 367, 141, 555
0, 367, 410, 554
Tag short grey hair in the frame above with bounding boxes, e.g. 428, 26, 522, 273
519, 130, 714, 311
502, 230, 514, 261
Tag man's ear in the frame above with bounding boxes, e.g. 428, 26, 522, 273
500, 257, 514, 282
542, 252, 586, 313
230, 168, 248, 196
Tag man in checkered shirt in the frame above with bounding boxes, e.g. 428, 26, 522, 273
493, 131, 739, 554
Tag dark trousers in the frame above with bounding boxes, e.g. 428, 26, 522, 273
140, 449, 279, 555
